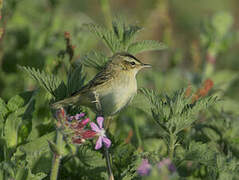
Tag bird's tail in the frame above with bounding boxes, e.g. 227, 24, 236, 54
51, 96, 78, 109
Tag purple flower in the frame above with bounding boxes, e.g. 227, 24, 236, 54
157, 158, 176, 173
56, 108, 96, 145
137, 159, 152, 176
74, 113, 85, 120
68, 113, 85, 121
90, 117, 111, 150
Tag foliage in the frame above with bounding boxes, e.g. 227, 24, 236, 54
82, 18, 166, 70
1, 1, 239, 180
141, 88, 218, 134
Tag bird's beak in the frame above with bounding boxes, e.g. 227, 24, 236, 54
142, 63, 152, 68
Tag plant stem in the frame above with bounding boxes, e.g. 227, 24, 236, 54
104, 146, 114, 180
50, 130, 63, 180
93, 92, 114, 180
169, 133, 176, 160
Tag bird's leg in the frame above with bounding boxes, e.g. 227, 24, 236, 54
93, 91, 114, 180
92, 91, 103, 116
91, 92, 112, 129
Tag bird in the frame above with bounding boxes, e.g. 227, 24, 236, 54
51, 52, 151, 116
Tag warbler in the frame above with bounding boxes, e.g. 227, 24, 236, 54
51, 52, 151, 116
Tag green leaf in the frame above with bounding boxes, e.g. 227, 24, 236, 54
20, 66, 66, 99
78, 146, 105, 167
7, 95, 25, 112
27, 172, 47, 180
185, 141, 216, 166
127, 40, 167, 54
141, 88, 218, 134
81, 51, 108, 70
0, 98, 8, 118
7, 91, 36, 119
123, 25, 142, 48
112, 17, 142, 49
15, 131, 55, 156
202, 127, 221, 141
112, 17, 125, 42
67, 65, 86, 95
25, 151, 52, 177
85, 23, 122, 53
216, 155, 239, 180
4, 113, 22, 148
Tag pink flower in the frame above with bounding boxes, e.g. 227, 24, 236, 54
90, 117, 111, 150
137, 159, 152, 176
68, 113, 85, 121
157, 158, 176, 173
56, 108, 96, 145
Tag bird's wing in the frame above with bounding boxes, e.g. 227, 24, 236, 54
51, 67, 115, 109
71, 67, 114, 95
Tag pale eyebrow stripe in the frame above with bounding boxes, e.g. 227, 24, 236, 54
124, 54, 141, 63
114, 52, 141, 63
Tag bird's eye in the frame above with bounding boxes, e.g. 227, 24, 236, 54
130, 61, 136, 65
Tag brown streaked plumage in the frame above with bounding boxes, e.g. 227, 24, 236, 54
51, 52, 151, 116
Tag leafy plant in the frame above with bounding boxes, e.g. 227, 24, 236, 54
141, 88, 218, 161
82, 18, 166, 70
1, 2, 239, 179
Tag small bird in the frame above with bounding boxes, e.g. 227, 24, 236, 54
52, 52, 151, 116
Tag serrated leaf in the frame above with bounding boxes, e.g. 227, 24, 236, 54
127, 40, 167, 54
81, 51, 108, 70
7, 95, 25, 112
27, 172, 47, 180
202, 127, 221, 141
141, 88, 218, 134
111, 143, 139, 179
85, 23, 122, 53
185, 141, 216, 166
112, 18, 125, 42
20, 66, 67, 99
7, 91, 35, 113
112, 17, 142, 50
84, 23, 106, 39
25, 151, 52, 177
0, 98, 8, 118
78, 146, 105, 167
15, 132, 56, 156
67, 65, 86, 95
123, 25, 142, 48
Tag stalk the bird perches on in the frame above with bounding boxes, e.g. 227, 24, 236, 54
51, 52, 151, 116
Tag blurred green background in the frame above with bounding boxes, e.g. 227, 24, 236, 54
1, 0, 239, 179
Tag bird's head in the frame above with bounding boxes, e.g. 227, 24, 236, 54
108, 52, 151, 76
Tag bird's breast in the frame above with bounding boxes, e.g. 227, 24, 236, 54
97, 75, 137, 116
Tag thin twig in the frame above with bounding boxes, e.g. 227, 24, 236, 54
93, 91, 114, 180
